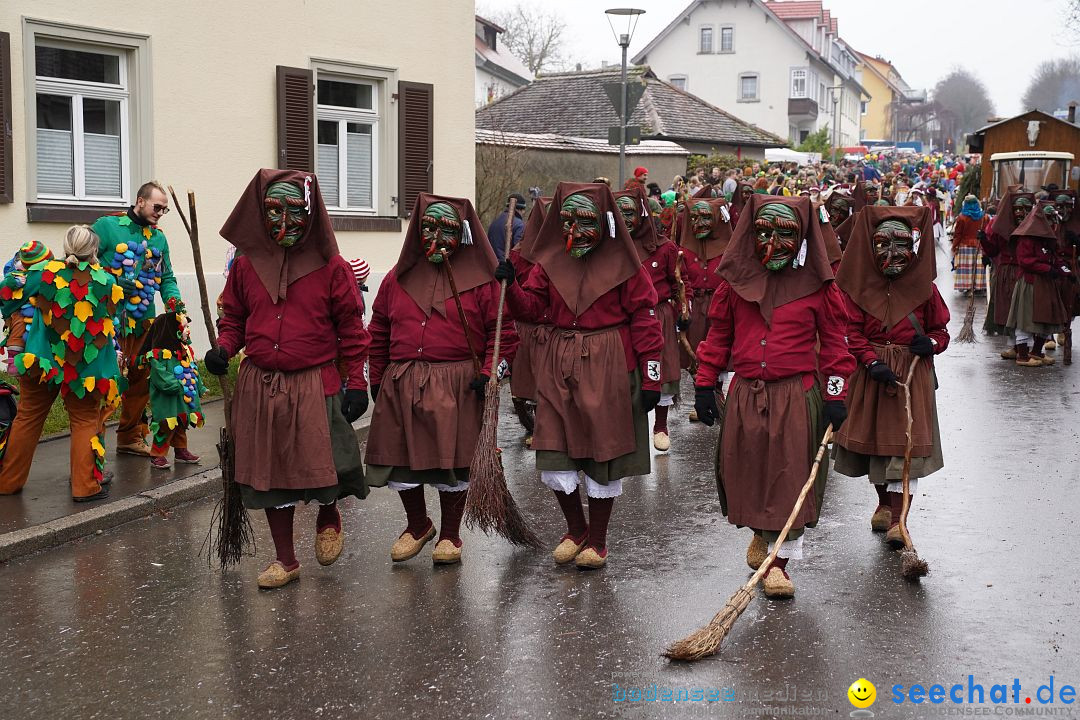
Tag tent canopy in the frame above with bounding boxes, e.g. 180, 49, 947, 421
765, 147, 821, 166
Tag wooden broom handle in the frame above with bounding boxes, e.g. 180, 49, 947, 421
488, 196, 517, 387
442, 255, 483, 378
899, 355, 921, 548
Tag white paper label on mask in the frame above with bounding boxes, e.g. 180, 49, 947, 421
720, 205, 731, 223
646, 360, 661, 382
606, 211, 616, 238
641, 200, 649, 217
794, 238, 808, 269
819, 206, 830, 224
462, 219, 474, 245
912, 228, 921, 254
826, 376, 845, 397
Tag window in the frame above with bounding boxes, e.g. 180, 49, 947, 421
738, 73, 758, 101
34, 42, 128, 202
818, 82, 826, 109
699, 26, 713, 53
720, 26, 734, 53
790, 68, 807, 98
316, 76, 379, 213
668, 75, 687, 91
860, 100, 868, 116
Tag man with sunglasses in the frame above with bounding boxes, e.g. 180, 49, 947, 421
92, 181, 193, 460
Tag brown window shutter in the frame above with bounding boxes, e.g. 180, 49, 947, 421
276, 65, 314, 172
0, 32, 12, 204
397, 81, 433, 218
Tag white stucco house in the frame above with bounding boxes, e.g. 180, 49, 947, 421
475, 15, 532, 108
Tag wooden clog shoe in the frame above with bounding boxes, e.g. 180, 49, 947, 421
258, 561, 300, 589
390, 521, 436, 562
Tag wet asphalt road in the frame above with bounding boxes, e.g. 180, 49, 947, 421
2, 262, 1079, 719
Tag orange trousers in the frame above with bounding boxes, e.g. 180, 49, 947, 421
0, 376, 106, 498
118, 333, 186, 449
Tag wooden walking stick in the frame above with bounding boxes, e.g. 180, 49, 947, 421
898, 356, 929, 580
168, 186, 255, 570
441, 255, 483, 378
664, 424, 835, 662
673, 250, 698, 375
465, 197, 542, 547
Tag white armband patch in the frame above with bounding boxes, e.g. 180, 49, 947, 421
646, 360, 661, 382
826, 376, 845, 397
496, 358, 509, 380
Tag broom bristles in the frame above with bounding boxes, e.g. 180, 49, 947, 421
203, 428, 257, 570
663, 587, 754, 661
901, 549, 930, 580
955, 294, 978, 343
466, 388, 543, 548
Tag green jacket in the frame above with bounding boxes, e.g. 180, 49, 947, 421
92, 211, 181, 337
1, 259, 123, 402
143, 348, 205, 433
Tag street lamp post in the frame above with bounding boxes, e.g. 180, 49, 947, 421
606, 8, 645, 187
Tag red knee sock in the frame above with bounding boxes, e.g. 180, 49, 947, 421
316, 502, 341, 533
553, 488, 588, 541
398, 486, 431, 538
874, 483, 889, 508
887, 491, 906, 528
653, 405, 669, 433
438, 490, 468, 546
264, 506, 298, 569
768, 556, 789, 573
586, 496, 615, 552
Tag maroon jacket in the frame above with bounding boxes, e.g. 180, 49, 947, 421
843, 286, 950, 367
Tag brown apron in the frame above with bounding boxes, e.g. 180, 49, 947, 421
716, 374, 826, 532
231, 361, 337, 492
680, 288, 712, 370
1033, 275, 1068, 325
655, 300, 681, 386
364, 359, 482, 470
992, 263, 1021, 326
510, 320, 547, 401
836, 343, 935, 458
532, 325, 634, 463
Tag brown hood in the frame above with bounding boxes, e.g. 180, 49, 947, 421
614, 186, 663, 260
852, 179, 867, 212
515, 197, 552, 262
1055, 189, 1080, 235
835, 205, 936, 329
1012, 200, 1061, 244
991, 187, 1036, 240
731, 180, 755, 213
522, 181, 642, 317
219, 168, 338, 303
819, 213, 844, 265
680, 197, 732, 261
394, 193, 496, 317
718, 195, 833, 325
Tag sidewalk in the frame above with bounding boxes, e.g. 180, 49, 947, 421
0, 399, 371, 561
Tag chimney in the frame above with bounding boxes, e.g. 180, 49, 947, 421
1069, 102, 1077, 124
576, 63, 582, 72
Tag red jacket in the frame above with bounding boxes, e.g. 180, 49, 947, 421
680, 247, 723, 293
642, 241, 679, 303
367, 269, 518, 386
843, 286, 950, 367
219, 255, 369, 394
695, 281, 855, 401
1015, 235, 1054, 282
507, 265, 664, 391
980, 215, 1016, 266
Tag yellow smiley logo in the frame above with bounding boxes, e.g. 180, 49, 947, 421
848, 678, 876, 709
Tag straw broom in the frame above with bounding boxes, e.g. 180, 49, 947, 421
463, 198, 542, 547
955, 292, 978, 344
898, 356, 929, 580
168, 186, 255, 569
663, 424, 835, 662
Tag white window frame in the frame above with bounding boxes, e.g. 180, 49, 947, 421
23, 19, 152, 208
312, 59, 398, 218
818, 81, 827, 110
790, 68, 808, 99
738, 73, 759, 102
316, 75, 380, 215
668, 75, 688, 92
719, 26, 734, 53
699, 25, 714, 54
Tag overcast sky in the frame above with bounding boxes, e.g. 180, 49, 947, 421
481, 0, 1078, 117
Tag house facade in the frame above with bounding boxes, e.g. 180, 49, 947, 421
856, 52, 916, 143
632, 0, 868, 148
475, 15, 532, 107
0, 0, 477, 342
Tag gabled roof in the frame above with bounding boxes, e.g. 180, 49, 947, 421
768, 1, 823, 19
475, 36, 532, 87
475, 66, 786, 148
971, 109, 1079, 136
476, 129, 690, 156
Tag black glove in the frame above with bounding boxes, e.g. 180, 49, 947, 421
676, 315, 691, 332
976, 229, 987, 244
694, 385, 721, 427
204, 347, 231, 376
823, 400, 847, 431
469, 375, 489, 396
640, 389, 661, 413
909, 334, 935, 358
867, 360, 898, 386
494, 259, 516, 285
982, 254, 992, 267
371, 384, 380, 401
341, 388, 369, 422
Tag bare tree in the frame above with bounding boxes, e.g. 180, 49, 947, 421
483, 3, 568, 75
932, 69, 995, 138
1021, 57, 1080, 113
475, 130, 528, 228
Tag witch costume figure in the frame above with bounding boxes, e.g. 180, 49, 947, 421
693, 195, 854, 598
832, 206, 949, 549
498, 181, 664, 569
364, 194, 518, 566
208, 169, 370, 590
615, 186, 683, 452
981, 188, 1034, 341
